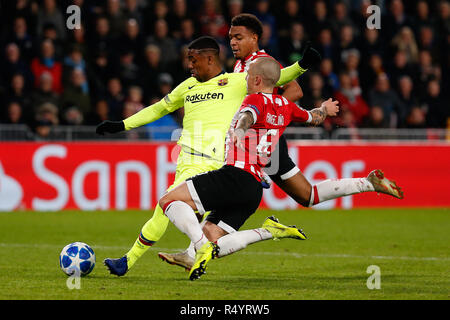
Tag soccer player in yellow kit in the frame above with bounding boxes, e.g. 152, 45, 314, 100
96, 36, 309, 276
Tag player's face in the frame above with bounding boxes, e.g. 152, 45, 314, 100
187, 49, 210, 82
229, 26, 258, 60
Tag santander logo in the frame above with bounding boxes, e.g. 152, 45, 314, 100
0, 161, 23, 211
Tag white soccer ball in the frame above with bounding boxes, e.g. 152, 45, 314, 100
59, 242, 96, 276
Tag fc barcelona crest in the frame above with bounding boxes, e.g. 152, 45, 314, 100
218, 78, 228, 86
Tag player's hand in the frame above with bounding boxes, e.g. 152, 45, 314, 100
321, 98, 340, 117
298, 41, 322, 70
231, 128, 245, 151
96, 120, 125, 135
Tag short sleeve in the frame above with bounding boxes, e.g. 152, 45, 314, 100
239, 94, 264, 125
291, 102, 312, 123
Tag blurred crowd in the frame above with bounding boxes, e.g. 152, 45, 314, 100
0, 0, 449, 139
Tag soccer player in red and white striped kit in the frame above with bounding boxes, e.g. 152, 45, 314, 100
158, 14, 403, 273
159, 57, 402, 280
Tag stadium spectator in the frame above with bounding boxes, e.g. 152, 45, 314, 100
413, 0, 434, 35
226, 0, 244, 21
315, 28, 337, 62
362, 105, 388, 129
319, 58, 339, 97
301, 72, 326, 110
63, 106, 84, 125
359, 28, 383, 60
383, 0, 414, 42
336, 24, 358, 66
3, 101, 26, 125
405, 106, 427, 129
146, 19, 178, 68
277, 0, 302, 39
2, 43, 32, 87
30, 39, 63, 93
333, 71, 369, 127
62, 45, 87, 86
86, 99, 110, 125
279, 22, 306, 65
60, 68, 91, 119
119, 19, 145, 64
105, 77, 125, 121
36, 0, 67, 40
106, 0, 126, 38
198, 0, 229, 39
175, 19, 197, 50
423, 79, 448, 128
330, 1, 356, 39
66, 24, 88, 58
118, 50, 140, 89
3, 74, 32, 121
88, 16, 118, 62
341, 48, 362, 95
167, 0, 195, 38
139, 44, 166, 99
390, 26, 419, 64
417, 50, 441, 99
7, 16, 35, 63
123, 0, 144, 29
30, 72, 60, 113
387, 50, 417, 94
397, 75, 419, 118
360, 53, 385, 96
0, 0, 446, 134
252, 0, 277, 47
368, 73, 407, 128
307, 0, 330, 37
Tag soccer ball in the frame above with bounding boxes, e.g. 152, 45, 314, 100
59, 242, 96, 276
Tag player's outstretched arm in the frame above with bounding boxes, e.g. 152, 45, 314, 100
276, 42, 321, 87
95, 94, 179, 135
309, 98, 339, 126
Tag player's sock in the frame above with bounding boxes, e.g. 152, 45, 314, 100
164, 200, 207, 251
309, 178, 375, 206
216, 228, 272, 257
183, 219, 207, 259
125, 204, 169, 268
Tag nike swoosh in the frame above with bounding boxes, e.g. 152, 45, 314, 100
188, 85, 196, 89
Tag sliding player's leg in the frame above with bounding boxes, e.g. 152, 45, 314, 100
104, 153, 221, 276
173, 165, 263, 280
270, 136, 403, 207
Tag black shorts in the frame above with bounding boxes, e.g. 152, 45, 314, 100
186, 165, 263, 232
265, 134, 300, 183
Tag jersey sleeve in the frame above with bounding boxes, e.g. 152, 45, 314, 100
123, 78, 190, 130
239, 94, 264, 125
290, 102, 312, 123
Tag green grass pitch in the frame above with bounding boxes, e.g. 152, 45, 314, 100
0, 208, 448, 300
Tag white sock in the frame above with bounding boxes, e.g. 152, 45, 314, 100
309, 178, 375, 206
216, 228, 273, 257
185, 220, 206, 259
164, 201, 207, 251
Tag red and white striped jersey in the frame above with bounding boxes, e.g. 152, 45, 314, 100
233, 50, 280, 73
225, 93, 312, 181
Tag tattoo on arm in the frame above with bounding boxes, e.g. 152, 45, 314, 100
309, 106, 327, 126
235, 111, 255, 134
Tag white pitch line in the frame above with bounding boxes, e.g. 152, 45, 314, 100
1, 242, 449, 262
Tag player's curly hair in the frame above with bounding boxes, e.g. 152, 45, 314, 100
231, 13, 263, 40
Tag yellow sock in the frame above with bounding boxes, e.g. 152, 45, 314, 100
125, 204, 169, 268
